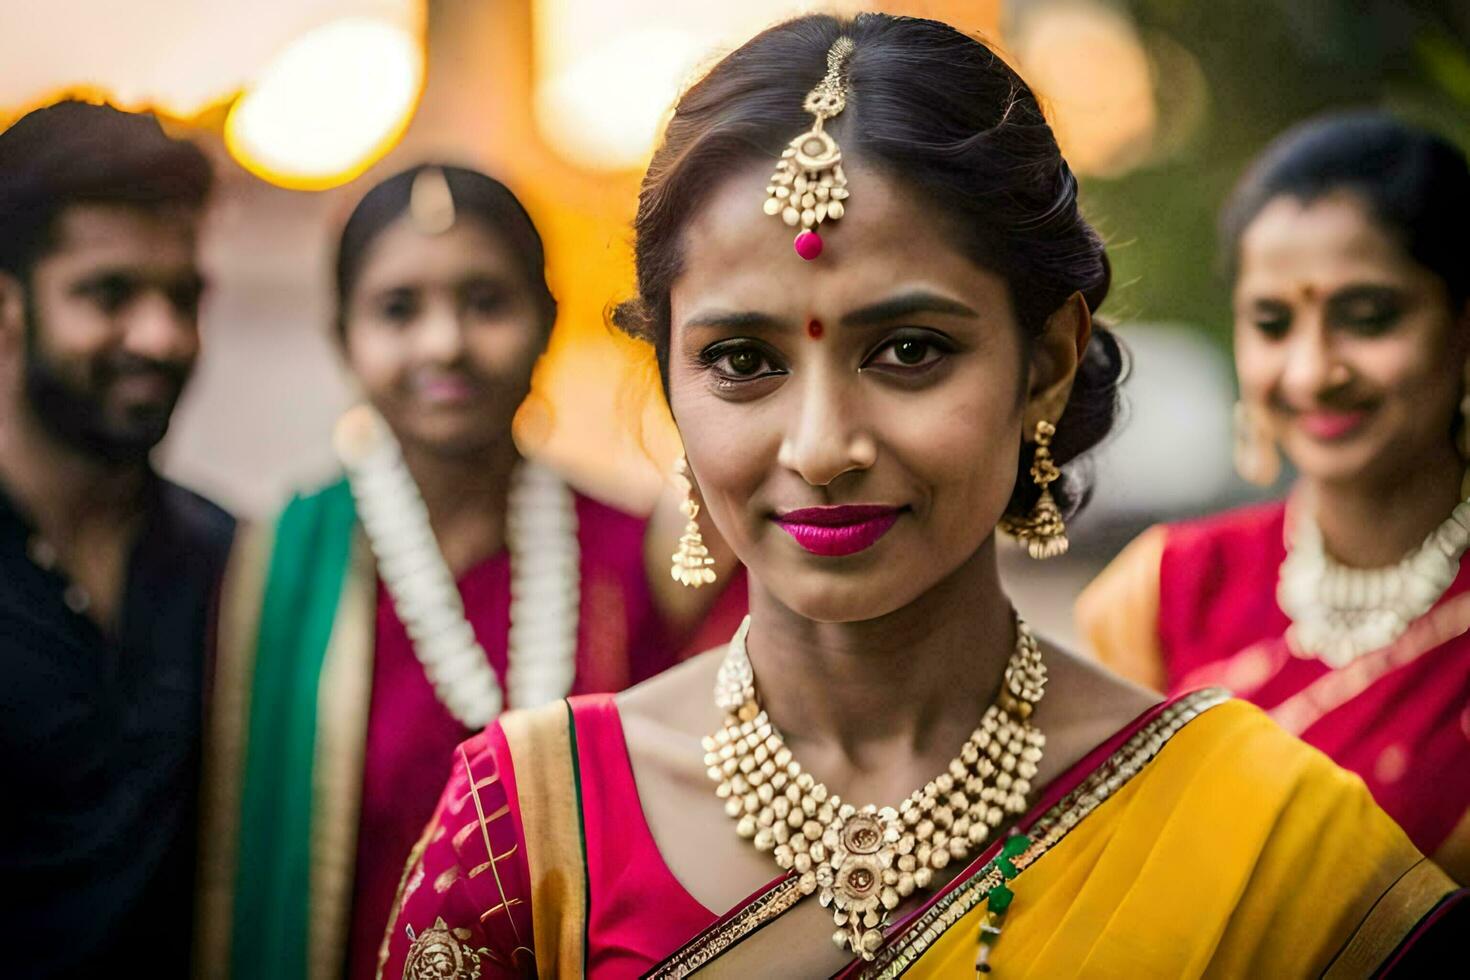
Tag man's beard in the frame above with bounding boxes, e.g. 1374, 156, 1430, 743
22, 305, 191, 466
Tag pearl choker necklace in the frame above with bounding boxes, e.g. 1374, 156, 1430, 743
335, 406, 580, 728
1279, 489, 1470, 668
704, 615, 1046, 961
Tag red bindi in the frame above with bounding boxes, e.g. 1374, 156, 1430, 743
806, 318, 824, 340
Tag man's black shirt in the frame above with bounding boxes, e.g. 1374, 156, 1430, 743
0, 476, 234, 977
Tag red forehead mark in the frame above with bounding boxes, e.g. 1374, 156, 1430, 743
1298, 283, 1319, 302
806, 318, 825, 340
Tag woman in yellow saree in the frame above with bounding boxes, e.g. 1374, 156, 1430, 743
380, 13, 1463, 977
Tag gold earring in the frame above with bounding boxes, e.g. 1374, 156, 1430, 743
670, 455, 717, 588
1456, 384, 1470, 460
999, 420, 1068, 560
1233, 401, 1280, 486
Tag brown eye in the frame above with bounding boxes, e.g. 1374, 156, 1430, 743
893, 340, 928, 365
1331, 291, 1402, 335
1252, 315, 1290, 339
699, 339, 785, 385
379, 290, 419, 323
78, 275, 139, 314
1242, 300, 1291, 340
726, 349, 763, 375
463, 282, 508, 317
866, 333, 949, 372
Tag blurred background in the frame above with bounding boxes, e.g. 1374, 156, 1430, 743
2, 0, 1467, 643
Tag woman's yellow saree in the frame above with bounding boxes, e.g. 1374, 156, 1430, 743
382, 689, 1463, 978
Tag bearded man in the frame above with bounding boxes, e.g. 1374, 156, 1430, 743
0, 100, 234, 976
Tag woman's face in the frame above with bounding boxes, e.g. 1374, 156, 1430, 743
343, 214, 547, 456
1234, 190, 1470, 487
667, 162, 1086, 623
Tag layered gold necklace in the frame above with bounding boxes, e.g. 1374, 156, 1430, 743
704, 616, 1047, 961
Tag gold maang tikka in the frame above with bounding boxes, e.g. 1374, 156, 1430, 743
410, 166, 456, 235
762, 36, 855, 260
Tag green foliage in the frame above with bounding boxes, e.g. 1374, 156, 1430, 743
1077, 0, 1470, 346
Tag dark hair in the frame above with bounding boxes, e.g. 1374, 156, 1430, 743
334, 163, 557, 335
1220, 111, 1470, 309
0, 100, 213, 280
612, 13, 1123, 516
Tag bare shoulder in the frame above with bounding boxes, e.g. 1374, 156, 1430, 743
619, 646, 726, 733
1033, 637, 1163, 764
616, 646, 727, 781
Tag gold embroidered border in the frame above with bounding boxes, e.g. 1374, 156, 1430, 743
459, 744, 528, 953
192, 518, 274, 978
375, 812, 439, 980
645, 877, 808, 979
860, 686, 1232, 979
1321, 859, 1457, 980
308, 533, 378, 980
501, 701, 587, 976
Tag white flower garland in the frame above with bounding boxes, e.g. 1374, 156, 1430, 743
334, 406, 579, 728
1279, 489, 1470, 669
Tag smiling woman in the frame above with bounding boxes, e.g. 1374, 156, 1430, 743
194, 164, 738, 980
1080, 113, 1470, 886
382, 21, 1464, 980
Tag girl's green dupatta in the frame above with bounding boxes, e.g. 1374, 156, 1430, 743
230, 479, 357, 978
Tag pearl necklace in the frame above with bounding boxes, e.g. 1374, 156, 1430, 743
334, 406, 580, 728
704, 615, 1046, 961
1279, 490, 1470, 669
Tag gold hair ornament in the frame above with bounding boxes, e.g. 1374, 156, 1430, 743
762, 36, 855, 260
409, 166, 456, 235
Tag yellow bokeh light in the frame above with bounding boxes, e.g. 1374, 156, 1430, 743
225, 16, 424, 191
1012, 1, 1156, 178
531, 1, 853, 173
534, 26, 705, 172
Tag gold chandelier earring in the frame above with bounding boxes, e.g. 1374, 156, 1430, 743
1458, 394, 1470, 460
999, 420, 1069, 560
670, 455, 717, 588
1233, 400, 1280, 486
1456, 363, 1470, 460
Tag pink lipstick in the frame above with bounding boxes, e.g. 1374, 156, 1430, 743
1296, 409, 1368, 441
773, 505, 902, 557
416, 372, 480, 405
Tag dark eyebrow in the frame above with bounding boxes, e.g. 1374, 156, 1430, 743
72, 268, 205, 293
1248, 296, 1291, 310
840, 291, 979, 327
682, 310, 790, 331
683, 291, 980, 333
1328, 283, 1404, 302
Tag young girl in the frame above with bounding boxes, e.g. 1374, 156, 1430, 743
196, 165, 736, 978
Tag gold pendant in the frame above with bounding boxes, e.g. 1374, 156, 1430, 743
817, 807, 902, 961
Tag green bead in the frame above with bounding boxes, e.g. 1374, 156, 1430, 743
988, 883, 1014, 913
996, 856, 1018, 879
1002, 834, 1031, 858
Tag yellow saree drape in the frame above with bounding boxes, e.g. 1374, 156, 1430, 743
892, 698, 1454, 978
380, 687, 1457, 978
